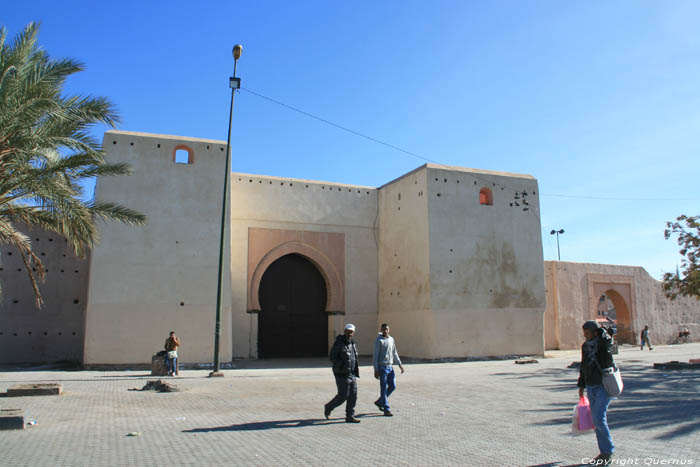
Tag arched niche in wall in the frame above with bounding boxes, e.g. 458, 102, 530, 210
247, 229, 345, 315
479, 187, 493, 206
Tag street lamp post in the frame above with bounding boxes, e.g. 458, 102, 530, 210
550, 228, 565, 261
210, 44, 243, 378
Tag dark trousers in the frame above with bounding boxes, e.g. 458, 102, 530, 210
326, 375, 357, 417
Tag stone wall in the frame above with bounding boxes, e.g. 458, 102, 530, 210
0, 225, 89, 364
230, 172, 378, 357
84, 130, 232, 365
379, 164, 546, 358
544, 261, 700, 350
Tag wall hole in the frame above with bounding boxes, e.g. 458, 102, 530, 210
207, 145, 210, 150
73, 299, 79, 304
43, 332, 48, 336
130, 142, 134, 146
28, 331, 32, 335
180, 302, 184, 306
174, 149, 191, 164
112, 141, 117, 144
437, 193, 441, 197
7, 252, 12, 255
48, 238, 53, 242
157, 143, 161, 148
72, 332, 77, 336
58, 332, 62, 336
220, 147, 224, 151
74, 270, 79, 274
12, 300, 18, 304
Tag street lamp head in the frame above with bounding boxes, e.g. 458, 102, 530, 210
559, 229, 565, 234
550, 230, 556, 235
232, 44, 243, 61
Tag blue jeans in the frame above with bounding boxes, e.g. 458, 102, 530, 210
165, 354, 178, 375
587, 385, 615, 454
377, 365, 396, 411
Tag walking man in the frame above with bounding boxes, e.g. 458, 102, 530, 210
164, 331, 180, 376
640, 325, 653, 350
373, 323, 404, 416
325, 324, 361, 423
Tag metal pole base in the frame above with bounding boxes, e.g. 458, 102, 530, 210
208, 371, 225, 378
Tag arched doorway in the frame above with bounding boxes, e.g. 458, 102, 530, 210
603, 289, 633, 344
258, 254, 328, 358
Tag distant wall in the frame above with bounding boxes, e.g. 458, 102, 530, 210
544, 261, 700, 350
0, 225, 89, 364
84, 130, 232, 365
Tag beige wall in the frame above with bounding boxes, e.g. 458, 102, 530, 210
379, 164, 546, 358
0, 225, 89, 364
229, 173, 379, 357
377, 166, 432, 356
84, 131, 232, 364
544, 261, 700, 350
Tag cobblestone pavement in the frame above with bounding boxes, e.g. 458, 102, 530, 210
0, 343, 698, 467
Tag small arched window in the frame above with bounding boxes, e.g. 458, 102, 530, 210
172, 145, 194, 164
479, 187, 493, 206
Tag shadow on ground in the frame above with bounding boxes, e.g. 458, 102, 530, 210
182, 413, 384, 432
514, 363, 700, 440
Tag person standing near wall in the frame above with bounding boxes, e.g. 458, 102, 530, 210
164, 331, 180, 376
640, 325, 653, 350
373, 323, 404, 416
578, 321, 616, 465
325, 324, 361, 423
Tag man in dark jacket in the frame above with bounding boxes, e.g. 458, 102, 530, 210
577, 320, 615, 465
324, 324, 360, 423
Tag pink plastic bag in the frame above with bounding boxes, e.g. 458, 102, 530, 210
571, 396, 594, 435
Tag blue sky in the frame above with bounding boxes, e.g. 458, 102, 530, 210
5, 1, 700, 278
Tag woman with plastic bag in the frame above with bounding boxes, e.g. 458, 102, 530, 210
577, 320, 615, 465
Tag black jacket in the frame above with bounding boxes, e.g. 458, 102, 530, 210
329, 334, 360, 378
577, 328, 614, 388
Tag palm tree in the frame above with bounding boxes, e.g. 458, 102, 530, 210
0, 22, 146, 306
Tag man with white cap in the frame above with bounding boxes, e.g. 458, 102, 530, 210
324, 323, 361, 423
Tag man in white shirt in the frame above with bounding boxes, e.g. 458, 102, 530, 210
372, 323, 404, 416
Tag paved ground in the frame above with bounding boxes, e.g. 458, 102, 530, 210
0, 343, 698, 467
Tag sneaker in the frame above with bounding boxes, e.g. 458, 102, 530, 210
345, 416, 361, 423
374, 399, 384, 411
383, 409, 393, 417
324, 405, 331, 420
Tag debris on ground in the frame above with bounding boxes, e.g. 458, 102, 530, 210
568, 362, 581, 369
128, 380, 179, 393
653, 361, 700, 370
27, 420, 37, 426
126, 432, 141, 436
515, 358, 539, 364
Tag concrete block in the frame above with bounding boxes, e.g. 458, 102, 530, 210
6, 383, 62, 397
151, 354, 168, 376
0, 409, 24, 430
